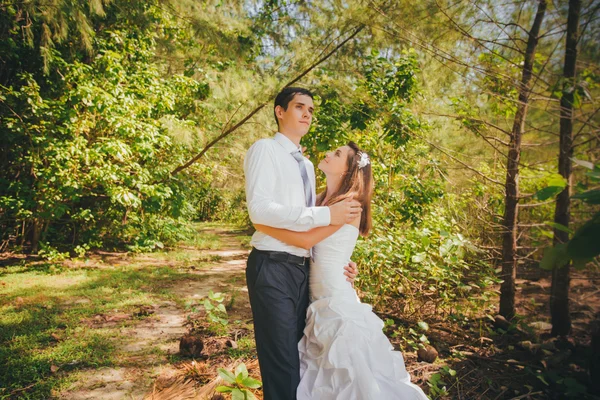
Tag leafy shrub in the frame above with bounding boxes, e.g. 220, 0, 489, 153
216, 363, 262, 400
355, 206, 498, 316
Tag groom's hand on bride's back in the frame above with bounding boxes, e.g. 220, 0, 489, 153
344, 261, 358, 286
329, 199, 362, 225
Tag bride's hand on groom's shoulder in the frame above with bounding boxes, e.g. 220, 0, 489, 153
329, 199, 362, 225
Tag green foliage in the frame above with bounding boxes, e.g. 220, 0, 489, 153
38, 242, 70, 262
355, 207, 498, 314
540, 160, 600, 270
0, 260, 195, 398
0, 0, 208, 252
427, 365, 457, 398
201, 290, 229, 335
216, 362, 262, 400
536, 370, 590, 398
298, 49, 498, 315
478, 52, 519, 118
533, 174, 568, 201
226, 336, 256, 359
390, 321, 431, 351
192, 164, 250, 228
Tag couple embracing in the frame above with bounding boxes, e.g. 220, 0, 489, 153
244, 87, 428, 400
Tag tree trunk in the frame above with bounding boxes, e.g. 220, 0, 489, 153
499, 0, 547, 320
591, 315, 600, 394
550, 0, 581, 337
31, 218, 42, 254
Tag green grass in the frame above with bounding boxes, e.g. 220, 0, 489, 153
185, 221, 251, 250
226, 336, 256, 359
0, 263, 204, 399
0, 222, 252, 399
142, 249, 221, 266
182, 232, 223, 250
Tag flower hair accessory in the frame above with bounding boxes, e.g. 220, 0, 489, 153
357, 152, 370, 169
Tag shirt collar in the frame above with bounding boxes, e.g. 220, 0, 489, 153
274, 132, 302, 154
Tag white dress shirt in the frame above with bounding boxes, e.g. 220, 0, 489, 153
244, 132, 331, 257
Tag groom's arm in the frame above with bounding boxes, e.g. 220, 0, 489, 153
244, 140, 330, 231
254, 224, 358, 284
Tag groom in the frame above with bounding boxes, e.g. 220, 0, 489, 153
244, 87, 361, 400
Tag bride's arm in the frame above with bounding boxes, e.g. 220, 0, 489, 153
254, 224, 343, 250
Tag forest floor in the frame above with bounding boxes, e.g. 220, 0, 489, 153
0, 222, 598, 399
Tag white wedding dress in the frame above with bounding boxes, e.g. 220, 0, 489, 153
297, 224, 429, 400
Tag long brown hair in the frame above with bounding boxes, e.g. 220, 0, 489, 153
316, 141, 373, 236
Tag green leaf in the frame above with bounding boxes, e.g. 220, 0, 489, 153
210, 291, 225, 302
537, 374, 550, 386
534, 186, 565, 201
537, 229, 554, 239
539, 244, 569, 271
203, 299, 214, 311
567, 213, 600, 259
571, 256, 593, 270
417, 321, 429, 331
572, 189, 600, 204
244, 389, 257, 400
421, 236, 431, 247
235, 363, 248, 380
216, 386, 233, 393
412, 253, 426, 263
217, 303, 227, 313
545, 222, 574, 235
217, 368, 236, 384
241, 377, 262, 389
231, 388, 245, 400
586, 170, 600, 181
571, 158, 594, 170
547, 174, 568, 188
572, 90, 581, 108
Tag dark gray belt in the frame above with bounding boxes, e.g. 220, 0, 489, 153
253, 248, 310, 266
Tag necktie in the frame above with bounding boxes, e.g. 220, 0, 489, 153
291, 150, 314, 207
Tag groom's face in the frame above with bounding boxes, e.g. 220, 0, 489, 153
276, 94, 314, 137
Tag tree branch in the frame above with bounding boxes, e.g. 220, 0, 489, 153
422, 138, 505, 187
169, 24, 365, 177
421, 111, 512, 136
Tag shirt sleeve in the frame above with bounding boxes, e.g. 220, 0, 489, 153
244, 140, 331, 231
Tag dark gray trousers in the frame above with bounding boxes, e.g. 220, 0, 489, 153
246, 248, 310, 400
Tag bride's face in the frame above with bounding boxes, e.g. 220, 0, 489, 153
318, 145, 352, 175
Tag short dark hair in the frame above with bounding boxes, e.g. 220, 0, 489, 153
273, 87, 314, 128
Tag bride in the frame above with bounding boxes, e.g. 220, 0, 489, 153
255, 142, 428, 400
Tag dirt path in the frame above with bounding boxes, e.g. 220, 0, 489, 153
58, 226, 251, 400
6, 223, 597, 399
